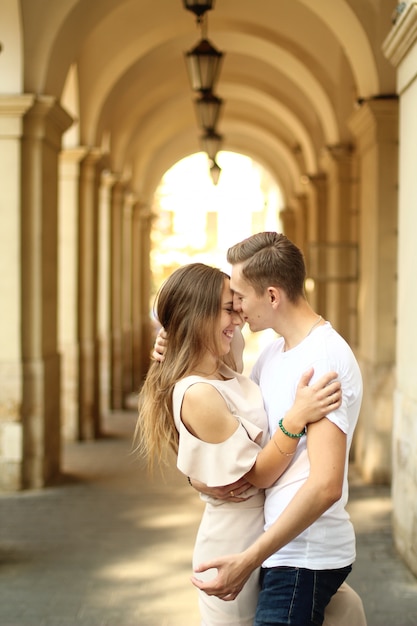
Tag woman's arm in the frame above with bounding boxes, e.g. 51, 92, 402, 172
191, 418, 347, 600
185, 369, 341, 493
244, 368, 341, 488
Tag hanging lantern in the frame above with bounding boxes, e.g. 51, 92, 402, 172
194, 91, 223, 130
182, 0, 215, 22
200, 129, 222, 160
209, 159, 221, 185
185, 38, 223, 93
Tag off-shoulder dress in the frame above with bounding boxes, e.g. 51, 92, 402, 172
172, 363, 269, 626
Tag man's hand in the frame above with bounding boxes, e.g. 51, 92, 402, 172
190, 476, 252, 502
152, 328, 167, 361
191, 552, 253, 600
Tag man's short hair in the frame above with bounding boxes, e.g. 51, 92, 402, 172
227, 232, 306, 303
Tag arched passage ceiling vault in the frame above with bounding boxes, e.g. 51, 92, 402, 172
20, 0, 395, 202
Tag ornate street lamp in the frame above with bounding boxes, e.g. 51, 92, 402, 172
194, 91, 223, 130
209, 159, 221, 185
200, 128, 222, 160
182, 0, 215, 22
185, 37, 223, 93
182, 0, 224, 180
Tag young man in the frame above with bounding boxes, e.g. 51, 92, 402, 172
190, 232, 363, 626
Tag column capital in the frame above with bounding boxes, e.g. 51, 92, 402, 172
301, 172, 327, 189
137, 205, 153, 220
60, 146, 89, 165
80, 147, 102, 167
0, 94, 35, 136
100, 169, 117, 188
78, 148, 103, 189
324, 143, 354, 161
349, 97, 399, 151
0, 94, 35, 116
383, 1, 417, 66
125, 191, 138, 208
279, 206, 295, 218
23, 95, 73, 147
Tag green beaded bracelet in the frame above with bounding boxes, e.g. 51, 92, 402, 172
278, 417, 306, 439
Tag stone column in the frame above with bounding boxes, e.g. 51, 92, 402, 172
78, 149, 102, 439
21, 96, 73, 488
294, 192, 309, 256
122, 193, 134, 403
349, 97, 398, 484
292, 191, 318, 310
383, 1, 417, 575
138, 206, 154, 378
305, 173, 328, 318
0, 95, 34, 490
97, 169, 116, 418
131, 203, 145, 392
321, 144, 357, 342
110, 180, 125, 409
58, 147, 87, 441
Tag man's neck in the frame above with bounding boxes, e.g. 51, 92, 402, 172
275, 305, 324, 352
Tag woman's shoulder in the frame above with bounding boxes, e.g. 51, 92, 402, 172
181, 378, 228, 406
174, 375, 227, 403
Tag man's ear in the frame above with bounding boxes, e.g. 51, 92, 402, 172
267, 286, 280, 306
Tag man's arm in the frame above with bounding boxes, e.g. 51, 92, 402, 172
189, 476, 253, 501
152, 326, 246, 372
191, 418, 347, 600
152, 328, 168, 361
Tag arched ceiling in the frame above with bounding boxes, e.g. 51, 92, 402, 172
15, 0, 396, 202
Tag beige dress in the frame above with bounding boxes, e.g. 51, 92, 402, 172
173, 364, 269, 626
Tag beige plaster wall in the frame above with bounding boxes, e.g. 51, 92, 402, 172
391, 26, 417, 578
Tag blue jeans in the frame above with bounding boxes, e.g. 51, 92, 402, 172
254, 565, 352, 626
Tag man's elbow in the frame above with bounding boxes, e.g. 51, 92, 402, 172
326, 488, 342, 508
318, 479, 343, 507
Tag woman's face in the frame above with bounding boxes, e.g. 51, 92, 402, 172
217, 279, 243, 355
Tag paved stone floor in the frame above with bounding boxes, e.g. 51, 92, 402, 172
1, 410, 417, 626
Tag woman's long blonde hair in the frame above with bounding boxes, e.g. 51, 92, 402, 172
134, 263, 235, 470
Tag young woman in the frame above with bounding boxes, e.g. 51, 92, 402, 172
135, 263, 341, 626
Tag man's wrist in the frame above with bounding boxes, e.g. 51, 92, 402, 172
244, 542, 267, 572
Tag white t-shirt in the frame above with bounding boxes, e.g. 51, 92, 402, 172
250, 321, 363, 569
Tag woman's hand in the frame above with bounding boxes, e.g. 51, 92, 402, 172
284, 368, 342, 434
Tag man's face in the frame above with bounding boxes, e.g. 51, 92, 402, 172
230, 263, 272, 333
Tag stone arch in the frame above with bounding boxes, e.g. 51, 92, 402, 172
298, 0, 380, 96
0, 0, 24, 92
